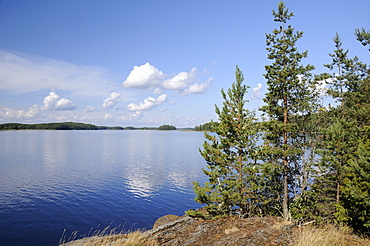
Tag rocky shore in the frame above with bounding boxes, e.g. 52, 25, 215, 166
61, 214, 369, 246
149, 215, 298, 246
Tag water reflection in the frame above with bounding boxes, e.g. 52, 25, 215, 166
0, 130, 207, 246
42, 131, 69, 176
123, 131, 166, 198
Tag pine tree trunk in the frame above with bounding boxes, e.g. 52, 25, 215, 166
283, 95, 289, 221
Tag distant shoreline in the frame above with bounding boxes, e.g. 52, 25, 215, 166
0, 122, 196, 131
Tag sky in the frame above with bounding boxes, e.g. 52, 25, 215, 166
0, 0, 369, 128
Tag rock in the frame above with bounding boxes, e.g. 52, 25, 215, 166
152, 214, 181, 229
149, 216, 299, 246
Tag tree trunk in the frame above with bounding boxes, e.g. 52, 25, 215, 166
283, 95, 289, 221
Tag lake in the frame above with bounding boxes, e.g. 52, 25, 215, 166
0, 130, 208, 246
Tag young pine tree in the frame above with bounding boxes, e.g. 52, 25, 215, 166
355, 27, 370, 52
261, 1, 316, 221
192, 66, 262, 218
319, 32, 370, 234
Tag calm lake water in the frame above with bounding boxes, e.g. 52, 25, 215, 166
0, 130, 208, 246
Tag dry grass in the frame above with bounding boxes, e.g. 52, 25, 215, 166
224, 218, 240, 235
224, 226, 239, 235
297, 224, 370, 246
59, 228, 159, 246
59, 219, 370, 246
272, 218, 293, 230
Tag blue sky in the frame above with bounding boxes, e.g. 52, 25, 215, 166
0, 0, 369, 127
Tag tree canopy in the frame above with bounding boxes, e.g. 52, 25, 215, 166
191, 1, 370, 235
0, 122, 123, 130
158, 124, 177, 130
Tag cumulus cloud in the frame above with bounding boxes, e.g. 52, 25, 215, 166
122, 62, 164, 89
122, 63, 212, 95
0, 105, 40, 121
163, 68, 197, 90
41, 92, 60, 110
127, 94, 167, 111
83, 106, 96, 112
153, 88, 163, 94
0, 50, 113, 96
1, 107, 25, 119
183, 77, 213, 95
102, 92, 122, 109
251, 83, 263, 99
25, 105, 40, 118
41, 92, 76, 111
120, 111, 143, 121
54, 98, 76, 110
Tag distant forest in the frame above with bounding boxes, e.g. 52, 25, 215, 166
0, 122, 124, 130
194, 122, 218, 132
0, 122, 183, 131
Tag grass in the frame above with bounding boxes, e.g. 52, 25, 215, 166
59, 220, 370, 246
297, 224, 370, 246
59, 227, 159, 246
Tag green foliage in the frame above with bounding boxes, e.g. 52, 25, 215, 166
124, 126, 137, 130
190, 2, 369, 236
158, 124, 177, 130
185, 209, 210, 219
261, 1, 317, 221
355, 27, 370, 51
344, 140, 370, 230
0, 122, 123, 130
193, 66, 262, 218
295, 31, 370, 235
194, 121, 218, 132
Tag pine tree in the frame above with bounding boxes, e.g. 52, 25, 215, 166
261, 1, 315, 221
340, 33, 370, 233
355, 28, 370, 51
316, 32, 370, 233
192, 66, 262, 218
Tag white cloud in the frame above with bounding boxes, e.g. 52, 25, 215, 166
83, 105, 96, 112
127, 94, 167, 111
122, 62, 164, 89
156, 94, 167, 103
122, 63, 213, 95
183, 77, 213, 95
25, 105, 40, 118
41, 92, 60, 110
0, 50, 114, 96
163, 68, 197, 90
2, 107, 25, 119
54, 98, 76, 110
103, 113, 113, 120
120, 111, 143, 121
251, 83, 263, 99
41, 91, 76, 111
0, 105, 41, 121
153, 88, 163, 94
102, 92, 122, 109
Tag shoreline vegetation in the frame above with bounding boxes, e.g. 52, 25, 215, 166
59, 214, 370, 246
0, 122, 198, 131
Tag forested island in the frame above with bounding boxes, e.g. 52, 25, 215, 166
0, 122, 123, 130
0, 122, 181, 131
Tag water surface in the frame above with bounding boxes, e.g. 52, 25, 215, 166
0, 130, 207, 246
